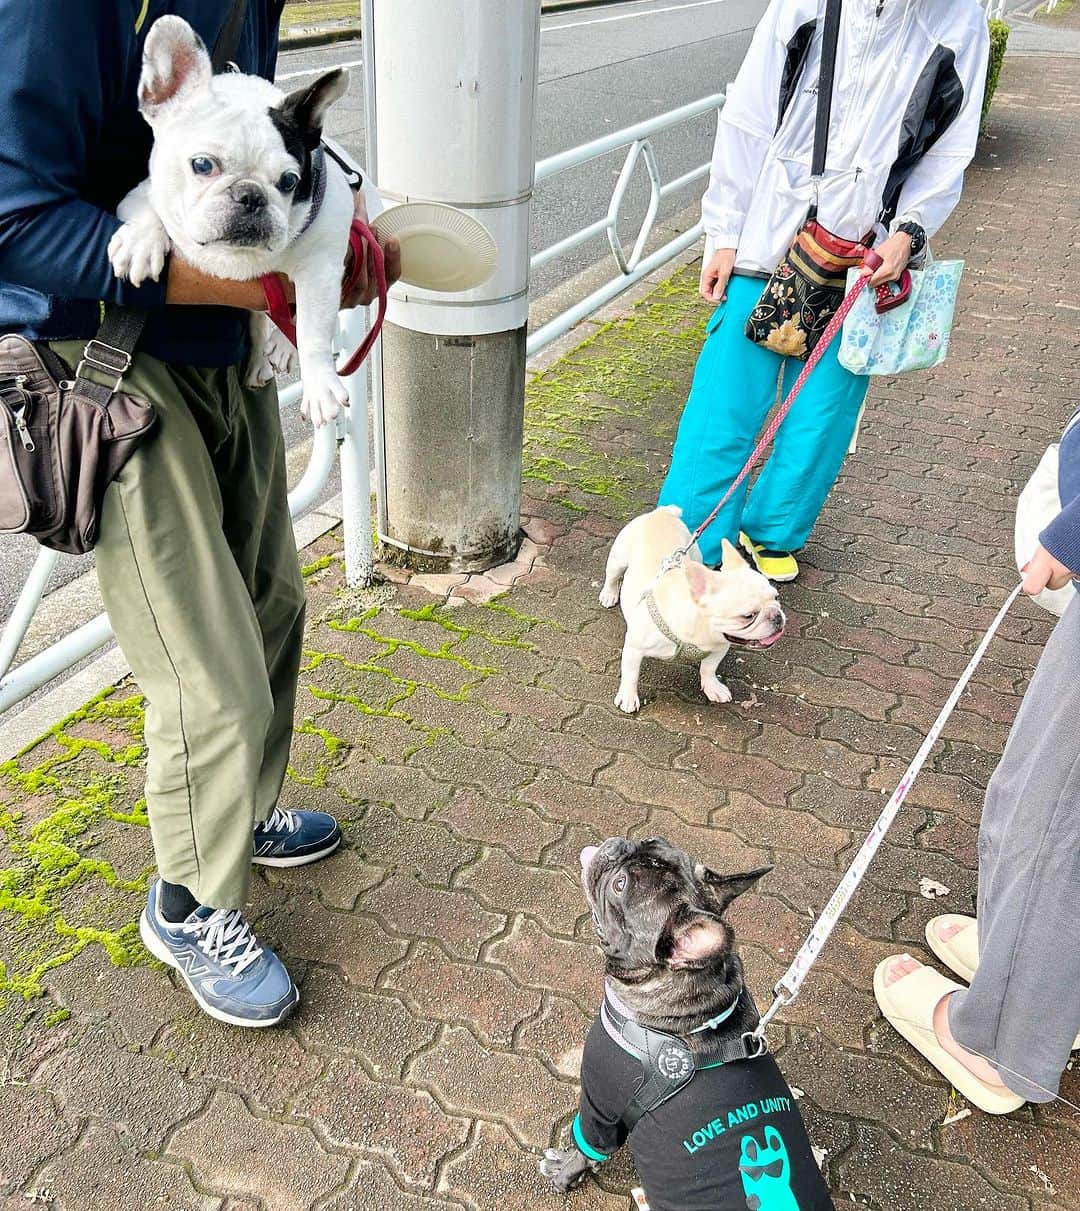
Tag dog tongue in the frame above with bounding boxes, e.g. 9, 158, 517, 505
757, 630, 784, 648
580, 846, 599, 873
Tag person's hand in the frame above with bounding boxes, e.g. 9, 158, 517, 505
1021, 545, 1075, 596
700, 247, 736, 303
867, 231, 912, 286
343, 190, 402, 308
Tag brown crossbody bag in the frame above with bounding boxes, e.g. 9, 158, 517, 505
0, 0, 249, 556
0, 311, 155, 554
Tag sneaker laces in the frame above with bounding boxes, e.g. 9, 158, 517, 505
263, 806, 299, 834
182, 908, 263, 976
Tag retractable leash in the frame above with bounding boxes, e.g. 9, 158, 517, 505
754, 582, 1024, 1040
651, 249, 887, 586
261, 217, 388, 378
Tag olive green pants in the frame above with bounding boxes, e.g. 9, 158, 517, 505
54, 342, 306, 910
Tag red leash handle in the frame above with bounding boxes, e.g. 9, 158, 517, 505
261, 270, 294, 345
687, 266, 876, 546
338, 219, 387, 376
259, 217, 388, 377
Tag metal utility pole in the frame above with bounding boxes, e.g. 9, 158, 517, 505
367, 0, 541, 572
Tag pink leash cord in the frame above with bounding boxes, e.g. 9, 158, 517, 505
260, 218, 388, 379
686, 263, 877, 549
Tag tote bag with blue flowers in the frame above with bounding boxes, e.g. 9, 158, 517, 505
838, 258, 964, 376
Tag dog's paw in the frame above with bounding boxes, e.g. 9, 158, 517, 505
614, 688, 641, 714
300, 371, 350, 428
701, 676, 733, 704
598, 584, 620, 609
244, 350, 276, 389
246, 325, 297, 388
264, 323, 297, 376
539, 1147, 596, 1193
107, 220, 170, 287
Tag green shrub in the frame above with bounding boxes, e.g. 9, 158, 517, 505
982, 18, 1010, 130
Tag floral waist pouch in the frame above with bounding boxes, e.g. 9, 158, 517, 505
744, 219, 871, 360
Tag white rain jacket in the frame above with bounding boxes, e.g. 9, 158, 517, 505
703, 0, 990, 274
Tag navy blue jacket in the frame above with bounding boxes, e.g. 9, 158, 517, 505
0, 1, 284, 367
1041, 410, 1080, 575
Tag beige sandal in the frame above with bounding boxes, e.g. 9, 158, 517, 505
873, 956, 1025, 1116
925, 914, 978, 982
926, 916, 1080, 1050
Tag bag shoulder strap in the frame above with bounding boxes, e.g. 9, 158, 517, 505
211, 0, 250, 73
811, 0, 843, 181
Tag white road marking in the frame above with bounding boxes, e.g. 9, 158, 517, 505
276, 56, 364, 82
275, 0, 731, 80
545, 0, 729, 33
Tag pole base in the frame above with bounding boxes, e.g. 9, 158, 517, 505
379, 322, 526, 575
377, 529, 522, 576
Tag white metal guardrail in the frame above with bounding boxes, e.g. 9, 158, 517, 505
0, 310, 371, 716
527, 92, 723, 357
982, 0, 1006, 17
1, 92, 725, 717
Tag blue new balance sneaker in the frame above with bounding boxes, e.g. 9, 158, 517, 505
252, 806, 342, 867
140, 880, 298, 1027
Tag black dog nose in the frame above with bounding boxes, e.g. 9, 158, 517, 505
229, 182, 267, 212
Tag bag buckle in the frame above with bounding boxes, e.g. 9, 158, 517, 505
75, 339, 132, 395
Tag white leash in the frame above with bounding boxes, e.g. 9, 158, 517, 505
754, 582, 1025, 1038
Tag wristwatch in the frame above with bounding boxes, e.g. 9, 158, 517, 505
896, 220, 927, 260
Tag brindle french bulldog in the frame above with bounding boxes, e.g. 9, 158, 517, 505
540, 837, 834, 1211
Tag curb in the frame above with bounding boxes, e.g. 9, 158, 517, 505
278, 0, 629, 51
0, 499, 344, 763
279, 25, 358, 51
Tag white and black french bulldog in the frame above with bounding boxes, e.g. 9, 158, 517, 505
108, 16, 354, 427
540, 837, 835, 1211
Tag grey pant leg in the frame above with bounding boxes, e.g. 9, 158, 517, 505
949, 592, 1080, 1102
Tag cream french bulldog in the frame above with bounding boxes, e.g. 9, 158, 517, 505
107, 16, 354, 427
600, 506, 785, 713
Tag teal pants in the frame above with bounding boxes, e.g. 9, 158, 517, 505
658, 274, 870, 565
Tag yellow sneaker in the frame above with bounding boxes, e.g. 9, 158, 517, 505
738, 533, 799, 583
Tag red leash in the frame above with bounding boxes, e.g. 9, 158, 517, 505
260, 218, 388, 378
684, 252, 882, 550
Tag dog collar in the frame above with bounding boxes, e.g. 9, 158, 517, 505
687, 998, 739, 1035
295, 146, 326, 239
642, 588, 710, 663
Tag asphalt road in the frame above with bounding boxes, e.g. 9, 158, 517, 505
1, 0, 769, 622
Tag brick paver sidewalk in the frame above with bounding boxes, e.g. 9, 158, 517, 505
2, 52, 1078, 1211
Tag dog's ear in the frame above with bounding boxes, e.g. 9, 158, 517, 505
720, 538, 748, 572
280, 69, 349, 150
664, 913, 729, 969
684, 560, 709, 602
139, 16, 213, 121
694, 863, 772, 913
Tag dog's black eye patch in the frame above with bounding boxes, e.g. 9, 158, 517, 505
267, 107, 314, 204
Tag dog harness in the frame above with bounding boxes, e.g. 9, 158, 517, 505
295, 146, 327, 239
641, 589, 710, 664
572, 994, 835, 1211
600, 989, 766, 1132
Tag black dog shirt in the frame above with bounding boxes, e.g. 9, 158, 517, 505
574, 1011, 835, 1211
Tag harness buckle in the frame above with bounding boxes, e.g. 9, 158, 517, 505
75, 339, 133, 396
658, 547, 687, 576
740, 1030, 770, 1059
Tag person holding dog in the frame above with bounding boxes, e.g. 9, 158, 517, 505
659, 0, 989, 582
0, 0, 400, 1025
875, 411, 1080, 1113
